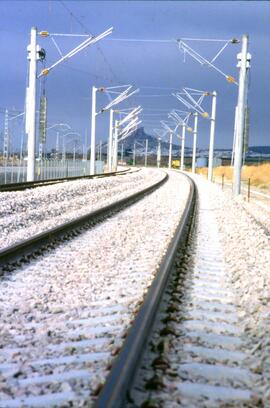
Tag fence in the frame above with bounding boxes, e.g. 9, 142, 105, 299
208, 173, 270, 203
0, 159, 104, 185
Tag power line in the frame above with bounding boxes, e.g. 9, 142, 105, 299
143, 108, 177, 111
107, 38, 174, 43
0, 30, 236, 44
132, 94, 173, 98
138, 86, 181, 90
105, 37, 232, 43
58, 1, 137, 119
142, 113, 169, 116
59, 1, 121, 85
61, 63, 108, 82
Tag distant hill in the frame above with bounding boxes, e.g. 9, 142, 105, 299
116, 127, 192, 155
102, 127, 270, 158
248, 146, 270, 154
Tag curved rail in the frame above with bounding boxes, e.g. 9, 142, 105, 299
0, 168, 135, 192
0, 172, 168, 270
94, 174, 197, 408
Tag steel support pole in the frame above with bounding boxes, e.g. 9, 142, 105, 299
108, 109, 113, 172
38, 143, 43, 160
90, 86, 97, 175
121, 143, 124, 163
62, 138, 66, 161
113, 120, 119, 171
168, 132, 172, 169
56, 132, 59, 160
84, 128, 87, 161
192, 113, 198, 174
133, 142, 136, 166
99, 140, 101, 161
4, 109, 9, 184
233, 34, 249, 196
180, 124, 186, 171
145, 139, 148, 167
157, 138, 161, 168
26, 27, 37, 181
4, 109, 9, 161
231, 106, 238, 166
208, 91, 217, 181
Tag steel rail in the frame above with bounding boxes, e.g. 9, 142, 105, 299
94, 174, 196, 408
0, 168, 135, 192
0, 172, 168, 270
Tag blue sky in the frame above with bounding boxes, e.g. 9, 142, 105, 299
0, 1, 270, 152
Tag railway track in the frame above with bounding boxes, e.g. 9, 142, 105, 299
0, 168, 159, 251
95, 174, 262, 407
0, 170, 192, 407
0, 168, 133, 192
0, 171, 262, 407
0, 171, 167, 269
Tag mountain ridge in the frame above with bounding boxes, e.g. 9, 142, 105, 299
118, 127, 270, 156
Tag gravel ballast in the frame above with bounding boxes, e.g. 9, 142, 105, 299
127, 172, 265, 407
190, 173, 270, 405
0, 168, 163, 250
0, 170, 191, 406
1, 169, 269, 406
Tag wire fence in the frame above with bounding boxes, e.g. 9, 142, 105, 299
0, 159, 104, 185
206, 173, 270, 203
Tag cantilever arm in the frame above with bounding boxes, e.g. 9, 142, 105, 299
38, 27, 113, 77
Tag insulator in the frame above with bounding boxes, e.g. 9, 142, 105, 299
201, 112, 209, 118
40, 31, 49, 37
226, 75, 236, 84
41, 68, 49, 76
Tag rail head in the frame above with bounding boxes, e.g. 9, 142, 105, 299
94, 173, 197, 408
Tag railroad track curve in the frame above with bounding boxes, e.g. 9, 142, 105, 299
0, 169, 192, 408
95, 172, 263, 408
0, 170, 261, 407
